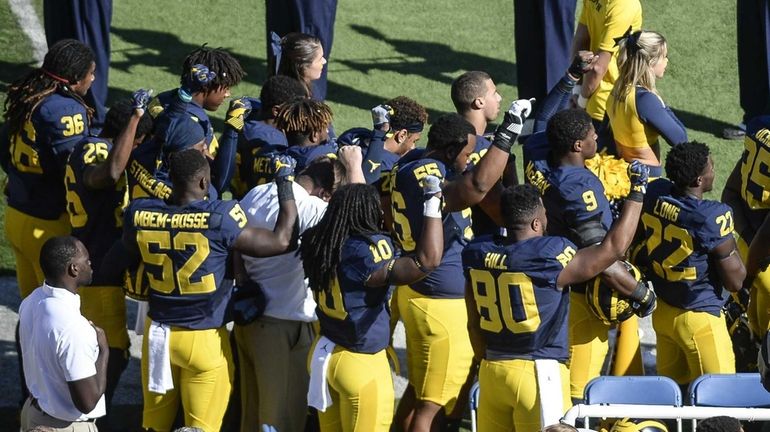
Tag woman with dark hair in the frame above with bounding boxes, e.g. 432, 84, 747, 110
300, 181, 443, 431
271, 32, 327, 99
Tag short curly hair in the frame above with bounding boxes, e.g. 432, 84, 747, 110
501, 184, 542, 227
547, 109, 593, 158
426, 113, 475, 157
665, 141, 710, 189
385, 96, 428, 130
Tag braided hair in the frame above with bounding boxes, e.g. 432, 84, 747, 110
4, 39, 94, 135
274, 98, 332, 140
181, 45, 245, 92
301, 184, 382, 293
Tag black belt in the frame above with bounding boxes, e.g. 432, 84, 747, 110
30, 397, 96, 423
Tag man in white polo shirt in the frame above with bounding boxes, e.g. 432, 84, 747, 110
19, 236, 109, 431
234, 146, 364, 432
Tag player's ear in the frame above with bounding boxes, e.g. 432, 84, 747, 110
572, 139, 582, 153
271, 105, 281, 118
531, 216, 541, 233
472, 96, 484, 110
395, 129, 407, 144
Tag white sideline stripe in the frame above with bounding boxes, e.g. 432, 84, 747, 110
8, 0, 48, 65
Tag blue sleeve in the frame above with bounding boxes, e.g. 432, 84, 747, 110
533, 74, 576, 134
362, 129, 388, 184
212, 128, 238, 194
636, 88, 688, 147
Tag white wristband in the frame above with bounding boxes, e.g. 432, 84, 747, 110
423, 196, 442, 218
572, 84, 582, 96
577, 94, 589, 108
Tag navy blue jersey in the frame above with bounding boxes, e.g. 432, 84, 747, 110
316, 234, 394, 353
391, 157, 473, 298
522, 131, 549, 168
463, 235, 576, 362
124, 197, 247, 329
232, 121, 287, 198
285, 143, 338, 173
153, 89, 218, 153
528, 159, 613, 245
66, 137, 128, 281
466, 134, 492, 170
7, 92, 89, 219
373, 151, 400, 195
639, 179, 735, 314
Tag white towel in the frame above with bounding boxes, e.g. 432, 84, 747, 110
147, 320, 174, 394
307, 336, 335, 411
535, 359, 564, 428
134, 300, 149, 336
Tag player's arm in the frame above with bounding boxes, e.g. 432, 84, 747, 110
557, 162, 648, 288
338, 144, 365, 184
67, 323, 109, 414
84, 90, 151, 189
362, 105, 392, 184
713, 236, 746, 293
366, 175, 444, 286
579, 50, 612, 105
636, 90, 688, 146
213, 97, 252, 194
233, 155, 299, 257
443, 99, 533, 214
464, 279, 486, 361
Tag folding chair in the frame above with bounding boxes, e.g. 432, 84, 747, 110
469, 381, 480, 432
688, 373, 770, 429
583, 376, 683, 432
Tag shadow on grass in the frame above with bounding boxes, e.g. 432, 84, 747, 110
341, 24, 517, 88
673, 109, 736, 138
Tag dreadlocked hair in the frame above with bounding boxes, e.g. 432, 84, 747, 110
181, 45, 245, 93
301, 184, 382, 293
274, 98, 332, 139
4, 39, 94, 135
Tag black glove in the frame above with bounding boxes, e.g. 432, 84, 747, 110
492, 98, 534, 153
630, 281, 656, 317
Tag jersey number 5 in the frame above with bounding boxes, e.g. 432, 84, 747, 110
469, 269, 541, 334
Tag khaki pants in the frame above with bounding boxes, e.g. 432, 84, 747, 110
20, 397, 98, 431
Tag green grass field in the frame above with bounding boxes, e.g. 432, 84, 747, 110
0, 0, 744, 276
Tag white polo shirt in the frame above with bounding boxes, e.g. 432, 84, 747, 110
18, 283, 106, 422
240, 182, 327, 322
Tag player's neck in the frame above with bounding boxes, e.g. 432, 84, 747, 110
170, 190, 206, 206
677, 186, 703, 200
557, 153, 585, 168
506, 227, 540, 243
462, 111, 487, 136
384, 137, 401, 154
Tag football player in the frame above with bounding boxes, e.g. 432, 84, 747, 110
463, 163, 647, 431
390, 103, 531, 432
300, 178, 443, 431
2, 39, 95, 299
121, 145, 298, 431
525, 109, 656, 401
230, 76, 308, 198
723, 114, 770, 337
64, 90, 152, 424
247, 98, 338, 187
639, 141, 744, 390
